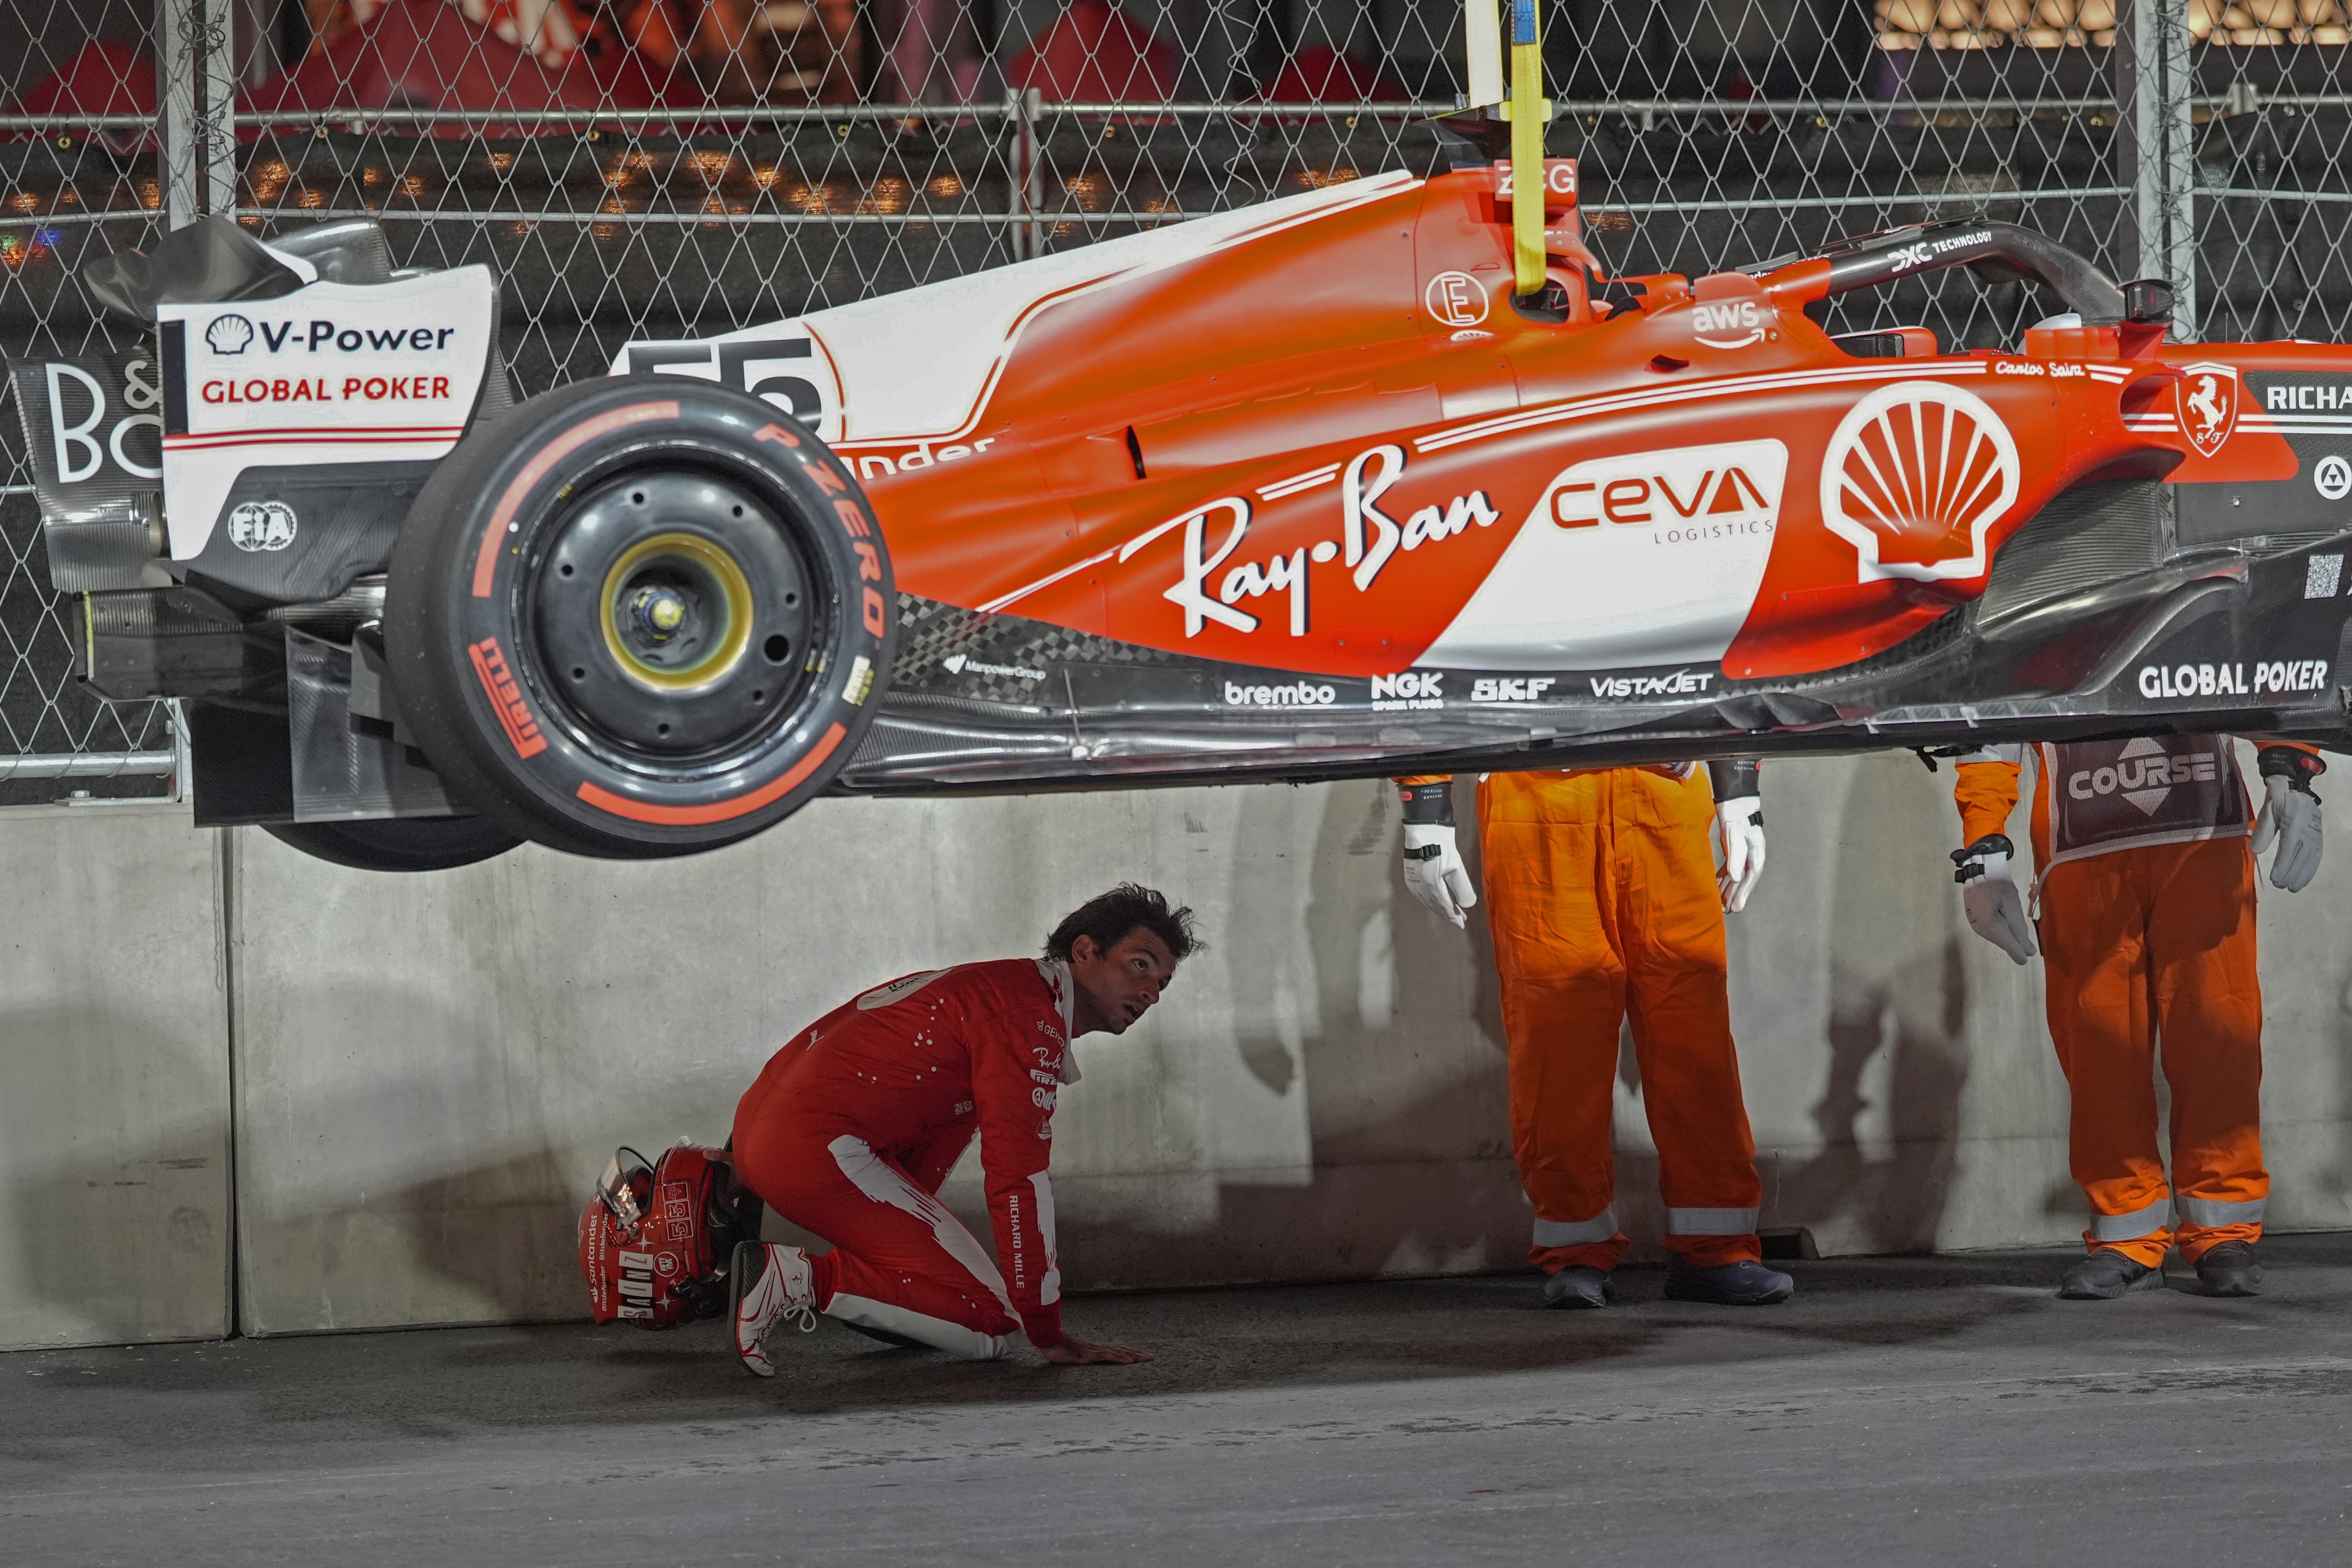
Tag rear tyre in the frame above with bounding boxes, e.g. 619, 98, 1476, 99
260, 814, 521, 872
385, 376, 894, 859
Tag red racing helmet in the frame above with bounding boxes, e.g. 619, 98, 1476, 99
578, 1141, 763, 1329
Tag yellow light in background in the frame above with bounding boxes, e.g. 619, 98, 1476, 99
865, 176, 909, 214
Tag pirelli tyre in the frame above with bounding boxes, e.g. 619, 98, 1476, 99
261, 814, 522, 872
384, 376, 894, 859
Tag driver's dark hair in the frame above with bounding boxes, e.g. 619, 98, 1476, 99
1044, 883, 1199, 965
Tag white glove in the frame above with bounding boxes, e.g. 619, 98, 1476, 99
1952, 835, 2035, 965
1402, 823, 1478, 929
2251, 766, 2325, 893
1715, 797, 1766, 913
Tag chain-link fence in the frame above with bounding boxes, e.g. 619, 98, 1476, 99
0, 0, 2344, 799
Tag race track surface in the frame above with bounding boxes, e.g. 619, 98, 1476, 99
9, 1238, 2352, 1565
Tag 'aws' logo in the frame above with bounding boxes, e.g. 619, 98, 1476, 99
1690, 299, 1768, 349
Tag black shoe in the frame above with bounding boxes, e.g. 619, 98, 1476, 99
1663, 1258, 1794, 1305
2194, 1241, 2264, 1297
2057, 1248, 2164, 1300
1539, 1266, 1613, 1308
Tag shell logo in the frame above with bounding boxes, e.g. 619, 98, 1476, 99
1819, 380, 2020, 582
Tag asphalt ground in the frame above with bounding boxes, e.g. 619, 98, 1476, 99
9, 1235, 2352, 1566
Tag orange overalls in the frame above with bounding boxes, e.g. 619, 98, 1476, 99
1476, 766, 1764, 1272
1954, 736, 2276, 1267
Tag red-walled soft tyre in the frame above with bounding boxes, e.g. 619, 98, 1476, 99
384, 375, 894, 859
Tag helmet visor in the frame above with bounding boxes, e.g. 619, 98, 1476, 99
595, 1146, 655, 1229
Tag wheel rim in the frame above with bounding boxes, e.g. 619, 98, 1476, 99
526, 468, 817, 766
597, 531, 756, 694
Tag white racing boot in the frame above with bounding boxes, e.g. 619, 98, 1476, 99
730, 1240, 818, 1378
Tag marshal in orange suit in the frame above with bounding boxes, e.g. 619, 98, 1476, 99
1950, 736, 2325, 1300
1397, 763, 1791, 1309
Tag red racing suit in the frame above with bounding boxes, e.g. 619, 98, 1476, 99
732, 958, 1077, 1352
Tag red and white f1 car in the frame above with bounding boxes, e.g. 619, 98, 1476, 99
15, 123, 2352, 868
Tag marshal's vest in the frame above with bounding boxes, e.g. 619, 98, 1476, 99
2036, 734, 2250, 874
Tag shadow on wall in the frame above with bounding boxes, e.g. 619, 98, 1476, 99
233, 983, 583, 1333
8, 1006, 231, 1347
1772, 756, 1975, 1253
961, 777, 1531, 1292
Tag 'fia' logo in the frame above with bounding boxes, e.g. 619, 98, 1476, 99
227, 500, 297, 551
2175, 362, 2239, 458
1821, 380, 2019, 582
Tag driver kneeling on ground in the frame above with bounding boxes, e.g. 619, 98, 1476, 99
728, 884, 1197, 1375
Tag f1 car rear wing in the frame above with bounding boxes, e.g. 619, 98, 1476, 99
1740, 219, 2174, 329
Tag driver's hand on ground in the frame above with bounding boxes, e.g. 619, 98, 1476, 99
1038, 1335, 1154, 1365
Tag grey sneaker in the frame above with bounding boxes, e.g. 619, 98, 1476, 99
1539, 1265, 1613, 1308
2193, 1241, 2263, 1298
1662, 1258, 1794, 1305
2057, 1248, 2164, 1300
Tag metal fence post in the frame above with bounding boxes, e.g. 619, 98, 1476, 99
160, 0, 200, 227
199, 0, 238, 218
2127, 0, 2197, 339
1010, 87, 1042, 262
158, 0, 238, 228
2157, 0, 2197, 340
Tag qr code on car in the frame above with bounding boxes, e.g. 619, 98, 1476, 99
2306, 555, 2344, 600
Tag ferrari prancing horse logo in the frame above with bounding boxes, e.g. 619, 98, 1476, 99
2175, 361, 2239, 458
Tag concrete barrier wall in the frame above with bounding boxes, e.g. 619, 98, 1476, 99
224, 778, 1516, 1333
13, 747, 2352, 1344
0, 805, 231, 1351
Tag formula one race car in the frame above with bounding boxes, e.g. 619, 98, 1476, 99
17, 142, 2352, 869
